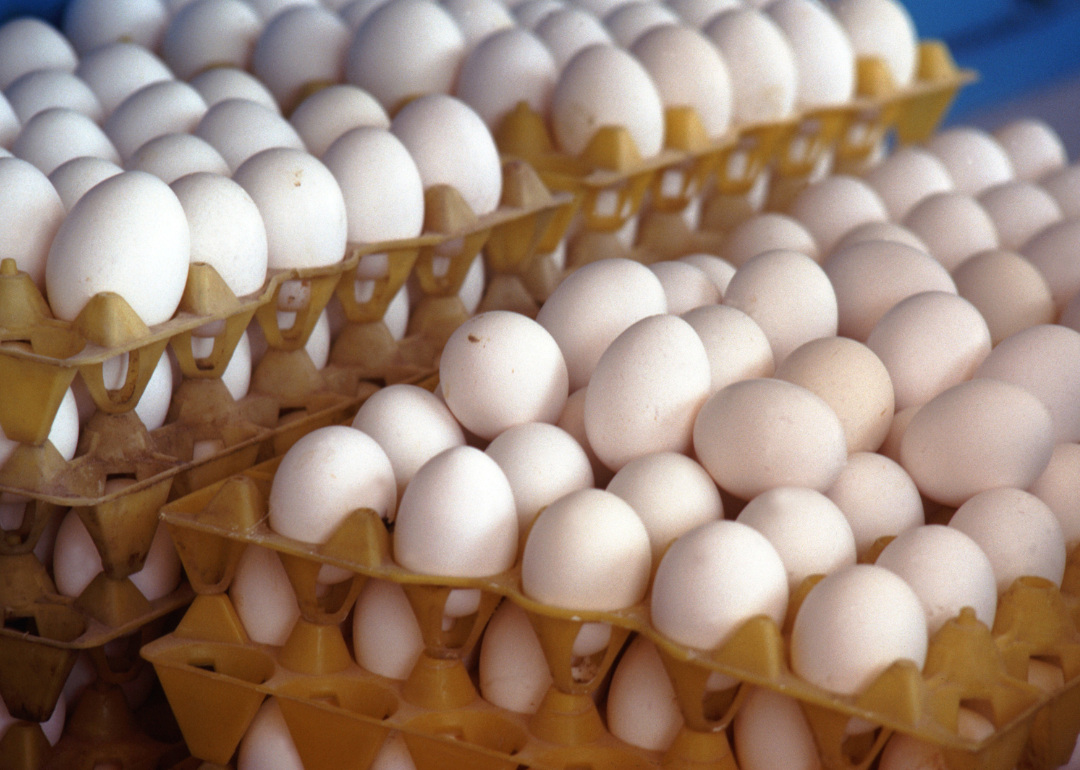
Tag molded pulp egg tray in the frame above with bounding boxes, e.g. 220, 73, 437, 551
145, 453, 1080, 770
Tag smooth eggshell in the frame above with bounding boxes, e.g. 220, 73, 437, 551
734, 686, 820, 770
289, 84, 390, 158
766, 0, 855, 109
479, 601, 554, 713
925, 127, 1014, 196
236, 699, 304, 770
161, 0, 263, 80
825, 451, 923, 558
74, 41, 172, 117
556, 387, 611, 487
191, 332, 251, 400
62, 0, 169, 54
522, 488, 651, 610
1029, 442, 1080, 550
831, 0, 917, 88
230, 543, 301, 646
1040, 164, 1080, 219
604, 1, 678, 48
681, 304, 775, 394
606, 636, 684, 751
127, 132, 231, 185
899, 378, 1054, 507
0, 156, 65, 289
0, 17, 78, 91
104, 79, 208, 161
719, 212, 818, 267
903, 191, 1000, 273
250, 6, 350, 112
48, 155, 123, 211
951, 250, 1055, 345
648, 260, 720, 315
977, 180, 1062, 253
535, 8, 613, 71
788, 175, 888, 256
4, 68, 103, 126
442, 0, 515, 49
394, 446, 518, 577
1022, 218, 1080, 312
267, 425, 396, 542
832, 221, 929, 255
46, 170, 190, 326
12, 107, 120, 175
677, 254, 736, 296
993, 118, 1067, 182
862, 145, 954, 222
352, 578, 424, 679
693, 378, 847, 501
196, 98, 305, 172
189, 67, 280, 113
791, 564, 927, 695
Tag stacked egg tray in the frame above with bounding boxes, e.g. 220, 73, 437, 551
143, 454, 1080, 770
0, 159, 575, 769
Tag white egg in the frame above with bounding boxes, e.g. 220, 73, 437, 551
0, 156, 65, 289
1040, 164, 1080, 219
766, 0, 855, 109
861, 145, 954, 222
1030, 443, 1080, 550
788, 175, 888, 256
127, 133, 231, 184
191, 332, 252, 400
677, 254, 737, 296
648, 261, 720, 315
106, 78, 209, 163
442, 0, 516, 49
831, 0, 918, 88
734, 687, 821, 770
535, 8, 613, 71
161, 0, 263, 80
993, 118, 1067, 182
251, 6, 351, 112
925, 127, 1015, 196
952, 250, 1055, 346
832, 221, 929, 255
289, 84, 389, 158
49, 156, 124, 212
236, 699, 304, 770
515, 0, 565, 27
0, 17, 78, 91
91, 348, 174, 430
74, 42, 173, 117
189, 67, 280, 113
352, 578, 424, 679
4, 68, 104, 125
721, 213, 819, 267
479, 600, 553, 713
0, 93, 17, 148
229, 543, 300, 646
604, 1, 679, 48
1022, 218, 1080, 312
665, 0, 739, 27
606, 636, 684, 752
12, 107, 121, 175
62, 0, 170, 54
196, 99, 306, 172
681, 304, 775, 395
825, 451, 924, 559
977, 180, 1062, 253
1, 388, 79, 469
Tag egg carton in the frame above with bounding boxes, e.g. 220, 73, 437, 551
144, 456, 1080, 770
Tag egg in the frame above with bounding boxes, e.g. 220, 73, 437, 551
369, 733, 417, 770
833, 221, 929, 255
861, 145, 954, 221
702, 8, 797, 124
351, 383, 466, 498
788, 175, 888, 256
454, 27, 557, 132
0, 17, 78, 90
478, 600, 553, 713
993, 118, 1067, 182
0, 93, 17, 148
268, 425, 396, 544
522, 487, 651, 610
251, 6, 351, 112
665, 0, 739, 27
677, 254, 736, 296
722, 249, 838, 365
585, 314, 711, 471
49, 156, 123, 211
606, 636, 684, 751
514, 0, 565, 28
75, 42, 174, 117
648, 260, 720, 314
556, 387, 610, 486
825, 452, 921, 557
720, 213, 819, 267
876, 525, 997, 635
161, 0, 263, 80
652, 519, 788, 649
346, 0, 466, 113
46, 170, 191, 326
681, 304, 775, 395
925, 127, 1015, 196
440, 311, 568, 440
394, 445, 518, 576
1029, 442, 1080, 550
12, 107, 121, 175
550, 43, 664, 158
62, 0, 170, 54
189, 67, 280, 113
831, 0, 918, 88
694, 378, 847, 500
902, 191, 999, 272
89, 347, 174, 430
766, 0, 855, 109
535, 9, 614, 71
229, 543, 301, 646
0, 156, 65, 289
289, 84, 390, 158
128, 134, 229, 185
352, 578, 424, 679
899, 378, 1054, 507
734, 686, 821, 770
949, 488, 1067, 592
1039, 164, 1080, 219
196, 98, 306, 172
1022, 218, 1080, 312
442, 0, 516, 49
236, 699, 304, 770
977, 180, 1062, 252
485, 422, 594, 535
604, 2, 679, 48
191, 332, 251, 400
4, 68, 104, 126
791, 564, 927, 695
0, 387, 78, 468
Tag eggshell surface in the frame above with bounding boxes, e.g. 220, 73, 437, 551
0, 157, 65, 289
825, 451, 923, 558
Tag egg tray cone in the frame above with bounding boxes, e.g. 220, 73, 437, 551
144, 454, 1080, 770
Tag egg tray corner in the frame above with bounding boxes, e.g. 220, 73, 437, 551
143, 455, 1080, 770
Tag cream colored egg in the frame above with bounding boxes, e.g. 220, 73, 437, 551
1022, 218, 1080, 312
251, 6, 351, 112
232, 147, 348, 269
925, 127, 1015, 196
720, 213, 818, 267
832, 221, 929, 255
290, 84, 389, 158
390, 94, 502, 216
75, 42, 173, 117
189, 67, 280, 112
776, 336, 894, 453
454, 27, 557, 132
196, 98, 305, 172
953, 250, 1055, 345
681, 304, 774, 395
522, 488, 651, 610
677, 254, 736, 296
902, 191, 999, 272
648, 260, 720, 314
550, 43, 664, 158
631, 24, 732, 139
229, 543, 300, 646
161, 0, 263, 80
536, 258, 668, 391
49, 156, 123, 211
876, 524, 997, 635
788, 175, 888, 256
861, 145, 954, 222
4, 69, 103, 126
322, 127, 425, 243
866, 291, 991, 411
0, 17, 78, 90
346, 0, 466, 112
830, 0, 917, 87
766, 0, 855, 109
486, 422, 594, 534
0, 156, 65, 289
394, 445, 518, 576
46, 171, 190, 325
949, 487, 1066, 592
62, 0, 169, 54
352, 383, 465, 497
652, 519, 788, 648
440, 311, 568, 440
792, 564, 927, 695
170, 172, 268, 297
977, 181, 1062, 252
605, 1, 679, 48
127, 132, 231, 184
606, 636, 684, 752
723, 249, 838, 365
703, 8, 796, 124
1040, 164, 1080, 219
13, 107, 121, 175
826, 452, 923, 558
1029, 442, 1080, 550
734, 687, 821, 770
993, 118, 1067, 182
479, 600, 554, 713
899, 378, 1054, 507
585, 314, 711, 471
442, 0, 516, 49
352, 578, 424, 679
535, 8, 613, 71
694, 378, 847, 500
268, 425, 396, 542
236, 699, 304, 770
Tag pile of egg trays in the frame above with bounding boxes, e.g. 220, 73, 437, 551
145, 451, 1080, 770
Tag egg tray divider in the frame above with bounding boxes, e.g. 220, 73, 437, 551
143, 456, 1080, 770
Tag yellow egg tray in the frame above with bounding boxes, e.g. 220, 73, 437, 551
142, 455, 1080, 770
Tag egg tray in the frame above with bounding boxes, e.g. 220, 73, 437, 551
494, 41, 974, 248
144, 457, 1080, 770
